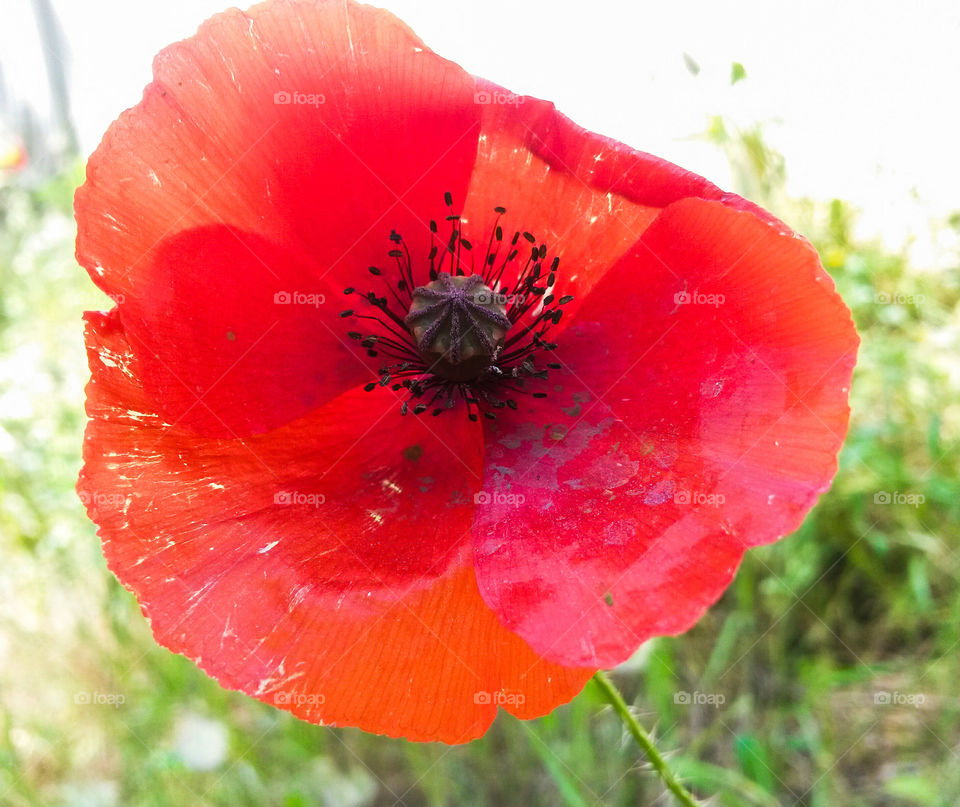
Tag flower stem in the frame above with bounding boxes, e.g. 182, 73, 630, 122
592, 670, 702, 806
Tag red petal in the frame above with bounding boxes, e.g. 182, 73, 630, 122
118, 225, 373, 435
472, 199, 858, 668
459, 78, 777, 334
76, 0, 480, 433
79, 310, 591, 741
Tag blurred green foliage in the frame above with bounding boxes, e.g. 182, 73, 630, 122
0, 118, 958, 807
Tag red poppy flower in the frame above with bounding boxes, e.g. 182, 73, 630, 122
76, 0, 858, 742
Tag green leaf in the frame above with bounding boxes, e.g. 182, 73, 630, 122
671, 756, 782, 807
522, 725, 592, 807
734, 734, 778, 793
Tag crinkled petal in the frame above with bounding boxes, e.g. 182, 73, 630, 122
76, 0, 480, 434
458, 78, 776, 335
79, 310, 591, 741
472, 198, 858, 668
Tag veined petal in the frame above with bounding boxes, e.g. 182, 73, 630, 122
472, 198, 858, 668
76, 0, 481, 435
79, 309, 591, 741
458, 78, 777, 336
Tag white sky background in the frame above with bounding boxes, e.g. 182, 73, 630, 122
2, 0, 959, 257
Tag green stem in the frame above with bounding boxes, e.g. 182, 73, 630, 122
592, 670, 702, 807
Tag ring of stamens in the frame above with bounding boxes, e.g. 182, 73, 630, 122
341, 192, 573, 422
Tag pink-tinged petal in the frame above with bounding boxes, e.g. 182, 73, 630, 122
472, 198, 858, 668
79, 309, 591, 741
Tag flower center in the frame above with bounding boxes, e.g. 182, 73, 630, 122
341, 192, 573, 421
405, 274, 510, 383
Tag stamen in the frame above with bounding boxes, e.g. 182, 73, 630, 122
340, 193, 574, 419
